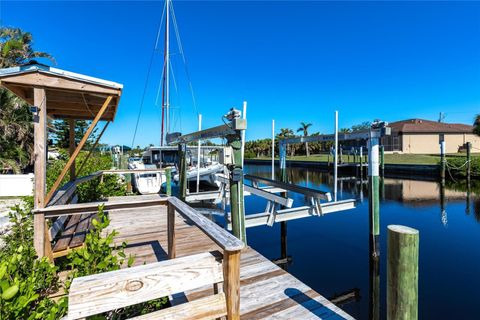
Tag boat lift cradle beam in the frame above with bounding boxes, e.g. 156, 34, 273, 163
218, 174, 356, 229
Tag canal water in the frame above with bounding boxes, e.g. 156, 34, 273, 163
239, 164, 480, 319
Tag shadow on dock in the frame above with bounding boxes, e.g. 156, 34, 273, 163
285, 288, 348, 319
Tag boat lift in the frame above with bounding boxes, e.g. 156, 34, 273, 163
215, 173, 356, 229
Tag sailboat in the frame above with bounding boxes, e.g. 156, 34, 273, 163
130, 0, 229, 195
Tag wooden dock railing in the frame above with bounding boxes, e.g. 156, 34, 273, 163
33, 195, 245, 319
167, 196, 244, 319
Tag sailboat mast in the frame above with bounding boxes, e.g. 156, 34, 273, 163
165, 0, 170, 137
160, 0, 170, 146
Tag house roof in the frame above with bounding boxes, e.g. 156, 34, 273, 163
0, 63, 123, 121
389, 118, 474, 134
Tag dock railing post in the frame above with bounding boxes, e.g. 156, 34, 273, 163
368, 132, 380, 259
223, 250, 241, 320
387, 225, 419, 320
178, 143, 187, 201
165, 167, 172, 196
167, 201, 176, 259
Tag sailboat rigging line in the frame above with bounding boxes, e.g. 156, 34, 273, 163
170, 0, 199, 115
131, 3, 166, 149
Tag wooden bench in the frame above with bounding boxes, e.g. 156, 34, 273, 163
50, 213, 96, 258
64, 251, 227, 320
46, 194, 97, 259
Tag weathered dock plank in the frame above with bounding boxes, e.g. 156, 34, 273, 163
104, 196, 354, 319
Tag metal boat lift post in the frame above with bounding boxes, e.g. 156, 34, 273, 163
169, 108, 248, 243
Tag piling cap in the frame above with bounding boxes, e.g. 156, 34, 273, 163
388, 225, 419, 235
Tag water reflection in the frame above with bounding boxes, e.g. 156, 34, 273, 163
243, 164, 480, 319
247, 166, 480, 223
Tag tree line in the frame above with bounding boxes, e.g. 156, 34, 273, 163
244, 121, 372, 158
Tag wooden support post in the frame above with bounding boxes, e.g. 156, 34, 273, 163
33, 212, 45, 258
165, 167, 172, 196
33, 87, 47, 258
178, 144, 187, 201
69, 119, 76, 181
466, 142, 471, 181
45, 96, 113, 204
223, 250, 241, 320
228, 136, 246, 243
33, 87, 47, 209
387, 225, 419, 320
167, 202, 176, 259
368, 136, 380, 258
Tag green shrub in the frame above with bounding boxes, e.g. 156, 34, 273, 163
65, 205, 134, 283
1, 199, 168, 319
0, 197, 67, 320
47, 151, 127, 203
445, 156, 480, 178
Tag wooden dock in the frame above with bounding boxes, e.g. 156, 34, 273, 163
105, 195, 354, 319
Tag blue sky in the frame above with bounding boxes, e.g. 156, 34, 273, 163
1, 1, 480, 146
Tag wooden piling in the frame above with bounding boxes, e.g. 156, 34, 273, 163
387, 225, 419, 320
165, 167, 172, 196
368, 137, 380, 258
369, 254, 380, 320
178, 144, 187, 201
466, 142, 471, 181
440, 138, 446, 182
380, 145, 385, 177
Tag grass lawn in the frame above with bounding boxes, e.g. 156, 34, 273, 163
252, 153, 479, 165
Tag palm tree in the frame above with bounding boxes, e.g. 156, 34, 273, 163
297, 122, 312, 157
0, 89, 33, 172
0, 28, 54, 68
276, 128, 296, 156
0, 27, 54, 172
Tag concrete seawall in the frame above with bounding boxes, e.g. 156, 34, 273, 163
245, 159, 440, 180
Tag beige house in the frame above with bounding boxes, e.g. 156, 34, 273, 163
381, 118, 480, 154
